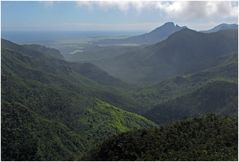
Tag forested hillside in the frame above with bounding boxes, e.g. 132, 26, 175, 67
87, 115, 238, 161
145, 80, 237, 124
1, 39, 156, 160
1, 27, 238, 161
132, 53, 238, 112
70, 29, 237, 84
1, 1, 238, 160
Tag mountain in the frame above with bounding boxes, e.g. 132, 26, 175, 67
132, 53, 238, 111
96, 22, 184, 45
23, 44, 64, 60
203, 23, 238, 33
92, 28, 237, 84
2, 25, 238, 161
85, 114, 238, 161
1, 39, 157, 160
133, 53, 238, 122
145, 80, 237, 124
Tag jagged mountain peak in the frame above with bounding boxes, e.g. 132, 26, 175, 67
150, 22, 181, 33
96, 22, 185, 45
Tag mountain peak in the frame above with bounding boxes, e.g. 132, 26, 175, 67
97, 22, 184, 45
163, 22, 175, 27
150, 22, 182, 34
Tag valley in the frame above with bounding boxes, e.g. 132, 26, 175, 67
1, 21, 238, 161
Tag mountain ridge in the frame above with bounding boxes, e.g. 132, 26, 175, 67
96, 22, 184, 45
86, 115, 238, 161
1, 39, 157, 160
1, 21, 238, 161
202, 23, 238, 33
93, 28, 237, 84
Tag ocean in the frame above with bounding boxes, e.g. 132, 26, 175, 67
1, 31, 144, 44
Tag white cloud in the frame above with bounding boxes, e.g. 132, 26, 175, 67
76, 1, 155, 12
76, 1, 238, 20
34, 1, 238, 31
156, 1, 238, 19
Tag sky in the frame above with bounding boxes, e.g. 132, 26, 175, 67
1, 1, 238, 32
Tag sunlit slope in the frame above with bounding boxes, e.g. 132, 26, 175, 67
1, 39, 156, 160
86, 115, 237, 161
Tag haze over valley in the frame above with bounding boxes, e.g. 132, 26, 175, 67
1, 1, 238, 161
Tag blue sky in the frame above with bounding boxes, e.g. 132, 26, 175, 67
2, 1, 238, 32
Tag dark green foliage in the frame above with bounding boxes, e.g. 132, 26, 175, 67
133, 53, 238, 112
1, 27, 238, 161
145, 80, 238, 124
88, 115, 238, 161
1, 101, 85, 161
1, 39, 156, 160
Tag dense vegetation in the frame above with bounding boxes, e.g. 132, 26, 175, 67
1, 39, 156, 160
87, 115, 238, 161
145, 80, 237, 124
133, 53, 238, 111
2, 101, 85, 160
1, 26, 238, 161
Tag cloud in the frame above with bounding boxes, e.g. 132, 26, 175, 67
76, 1, 238, 20
34, 1, 237, 31
156, 1, 238, 20
76, 1, 155, 12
